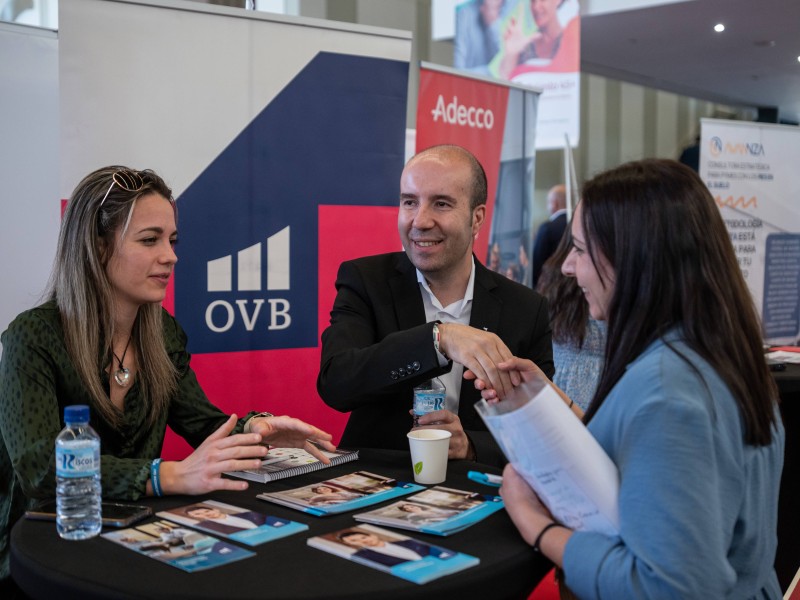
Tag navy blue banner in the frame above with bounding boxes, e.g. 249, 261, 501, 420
175, 52, 408, 354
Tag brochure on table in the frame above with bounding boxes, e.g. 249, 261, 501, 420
307, 523, 479, 585
156, 499, 308, 546
257, 471, 423, 516
354, 485, 504, 535
476, 378, 620, 535
224, 447, 358, 484
102, 519, 254, 572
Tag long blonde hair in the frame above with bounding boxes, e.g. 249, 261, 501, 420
47, 166, 178, 426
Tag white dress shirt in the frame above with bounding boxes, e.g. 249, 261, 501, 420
415, 259, 476, 414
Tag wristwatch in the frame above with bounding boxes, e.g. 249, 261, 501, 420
433, 321, 448, 359
245, 411, 274, 433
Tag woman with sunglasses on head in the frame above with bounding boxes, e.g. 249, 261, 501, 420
468, 159, 784, 598
0, 166, 335, 589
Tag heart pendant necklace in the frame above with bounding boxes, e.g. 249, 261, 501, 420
112, 335, 133, 387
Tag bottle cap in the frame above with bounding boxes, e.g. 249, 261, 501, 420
414, 377, 446, 392
64, 404, 90, 424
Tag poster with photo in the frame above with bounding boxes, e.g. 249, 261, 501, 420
453, 0, 580, 149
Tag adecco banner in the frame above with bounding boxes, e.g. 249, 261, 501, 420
700, 118, 800, 344
61, 0, 411, 450
417, 64, 539, 286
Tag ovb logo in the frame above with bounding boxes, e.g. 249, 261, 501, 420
204, 226, 292, 334
173, 53, 408, 355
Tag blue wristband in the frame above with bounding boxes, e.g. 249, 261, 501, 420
150, 458, 164, 497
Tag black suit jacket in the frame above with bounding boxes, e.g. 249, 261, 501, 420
317, 252, 553, 466
532, 212, 567, 286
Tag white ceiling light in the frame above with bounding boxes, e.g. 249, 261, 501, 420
714, 23, 725, 33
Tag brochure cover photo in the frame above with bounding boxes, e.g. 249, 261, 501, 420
156, 499, 308, 546
307, 524, 480, 584
354, 485, 504, 535
257, 471, 424, 516
101, 519, 255, 572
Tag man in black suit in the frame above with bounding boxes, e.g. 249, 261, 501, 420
317, 145, 553, 467
531, 184, 567, 286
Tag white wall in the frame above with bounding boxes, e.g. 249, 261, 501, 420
0, 22, 59, 355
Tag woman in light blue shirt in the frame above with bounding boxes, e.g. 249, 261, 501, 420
474, 159, 784, 598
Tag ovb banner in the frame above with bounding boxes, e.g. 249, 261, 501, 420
60, 0, 411, 446
175, 52, 408, 354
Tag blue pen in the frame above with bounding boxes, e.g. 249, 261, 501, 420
467, 470, 503, 487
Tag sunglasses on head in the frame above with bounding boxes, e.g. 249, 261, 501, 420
99, 169, 145, 207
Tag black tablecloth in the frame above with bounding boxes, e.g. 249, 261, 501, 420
11, 448, 551, 600
774, 364, 800, 591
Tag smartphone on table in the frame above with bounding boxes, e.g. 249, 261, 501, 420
25, 500, 152, 527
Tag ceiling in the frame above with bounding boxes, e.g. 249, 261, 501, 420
580, 0, 800, 124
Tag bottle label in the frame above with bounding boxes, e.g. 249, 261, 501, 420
413, 391, 446, 416
56, 443, 100, 478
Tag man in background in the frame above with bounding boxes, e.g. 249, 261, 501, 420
531, 183, 567, 286
317, 145, 553, 467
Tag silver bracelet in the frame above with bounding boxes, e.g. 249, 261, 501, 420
245, 411, 274, 433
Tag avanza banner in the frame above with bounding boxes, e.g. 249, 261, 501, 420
60, 0, 411, 450
417, 64, 539, 287
700, 118, 800, 343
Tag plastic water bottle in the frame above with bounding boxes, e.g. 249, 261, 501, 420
55, 405, 102, 540
412, 377, 447, 426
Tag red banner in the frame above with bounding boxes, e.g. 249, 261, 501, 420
416, 68, 509, 262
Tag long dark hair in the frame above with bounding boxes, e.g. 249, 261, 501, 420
581, 159, 778, 445
535, 228, 589, 347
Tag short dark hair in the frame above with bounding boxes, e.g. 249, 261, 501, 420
580, 159, 778, 445
337, 530, 376, 544
410, 145, 487, 210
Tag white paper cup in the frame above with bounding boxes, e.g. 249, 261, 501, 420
407, 429, 451, 484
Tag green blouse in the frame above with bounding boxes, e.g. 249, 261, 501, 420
0, 301, 257, 579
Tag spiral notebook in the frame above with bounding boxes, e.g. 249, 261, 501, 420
224, 447, 358, 484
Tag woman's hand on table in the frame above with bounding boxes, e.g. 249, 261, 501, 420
248, 414, 336, 462
155, 415, 335, 495
160, 414, 270, 494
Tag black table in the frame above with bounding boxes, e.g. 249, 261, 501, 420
774, 363, 800, 591
11, 448, 551, 600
